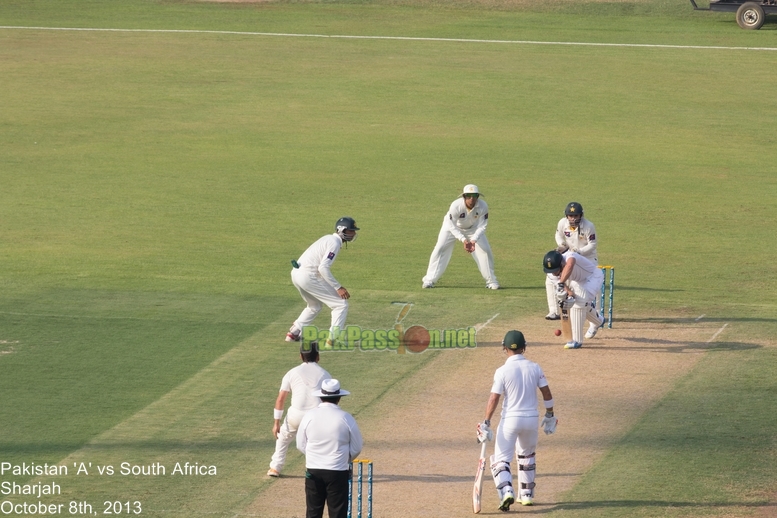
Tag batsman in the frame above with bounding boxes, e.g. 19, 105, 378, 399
543, 250, 604, 349
478, 330, 557, 511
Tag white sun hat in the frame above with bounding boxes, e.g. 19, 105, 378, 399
312, 378, 351, 397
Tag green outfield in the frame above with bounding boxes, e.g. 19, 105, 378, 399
1, 0, 776, 516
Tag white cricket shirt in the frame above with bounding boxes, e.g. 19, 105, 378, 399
445, 198, 489, 242
562, 251, 600, 283
491, 354, 548, 418
296, 233, 344, 289
297, 402, 363, 470
555, 217, 598, 264
280, 362, 331, 412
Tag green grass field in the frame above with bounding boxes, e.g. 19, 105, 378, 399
1, 0, 776, 516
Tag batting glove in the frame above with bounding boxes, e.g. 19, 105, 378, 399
559, 296, 575, 310
541, 412, 557, 435
476, 421, 493, 443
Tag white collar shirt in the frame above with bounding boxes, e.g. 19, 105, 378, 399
297, 402, 363, 470
562, 251, 599, 283
490, 354, 548, 418
555, 217, 597, 264
280, 363, 332, 412
445, 198, 489, 242
296, 233, 344, 289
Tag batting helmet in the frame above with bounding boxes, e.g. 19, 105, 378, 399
502, 330, 526, 351
543, 250, 564, 273
564, 202, 584, 217
335, 217, 359, 242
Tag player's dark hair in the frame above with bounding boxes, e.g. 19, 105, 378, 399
319, 396, 341, 405
300, 341, 320, 363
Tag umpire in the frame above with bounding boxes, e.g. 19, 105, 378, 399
297, 379, 363, 518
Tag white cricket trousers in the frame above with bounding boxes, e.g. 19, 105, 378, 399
269, 407, 306, 471
546, 270, 604, 314
422, 224, 497, 286
291, 268, 348, 334
545, 273, 561, 314
494, 416, 539, 498
569, 269, 605, 342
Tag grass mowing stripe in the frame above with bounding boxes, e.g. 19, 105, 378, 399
0, 291, 290, 480
2, 26, 777, 52
1, 1, 776, 514
553, 345, 777, 517
9, 306, 445, 516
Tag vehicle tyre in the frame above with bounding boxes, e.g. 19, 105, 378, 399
736, 2, 765, 30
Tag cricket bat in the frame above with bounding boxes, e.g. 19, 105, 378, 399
472, 440, 488, 513
560, 302, 572, 341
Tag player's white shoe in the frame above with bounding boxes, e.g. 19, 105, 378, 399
422, 282, 435, 289
285, 332, 300, 342
486, 283, 500, 290
564, 341, 583, 349
545, 312, 560, 321
267, 468, 280, 477
498, 489, 515, 512
520, 494, 533, 506
585, 325, 598, 339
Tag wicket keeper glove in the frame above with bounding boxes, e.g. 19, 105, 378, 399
476, 421, 493, 443
541, 412, 557, 435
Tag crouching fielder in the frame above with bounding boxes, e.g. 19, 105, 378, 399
543, 250, 604, 349
478, 330, 557, 512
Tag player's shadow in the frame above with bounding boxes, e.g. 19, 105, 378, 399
374, 470, 584, 484
598, 337, 760, 353
515, 499, 776, 514
471, 339, 761, 352
615, 286, 684, 292
0, 439, 269, 455
622, 316, 777, 324
374, 473, 473, 483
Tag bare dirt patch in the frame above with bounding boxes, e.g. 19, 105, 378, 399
245, 316, 733, 517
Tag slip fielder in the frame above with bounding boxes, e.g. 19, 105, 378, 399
422, 184, 499, 290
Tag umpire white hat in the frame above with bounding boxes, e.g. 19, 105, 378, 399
312, 378, 351, 397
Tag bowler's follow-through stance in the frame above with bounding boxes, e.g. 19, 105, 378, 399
285, 217, 359, 347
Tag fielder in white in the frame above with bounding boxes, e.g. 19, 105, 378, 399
543, 250, 605, 349
545, 201, 599, 312
545, 202, 599, 343
477, 330, 557, 511
267, 342, 331, 477
422, 184, 499, 290
285, 217, 359, 345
